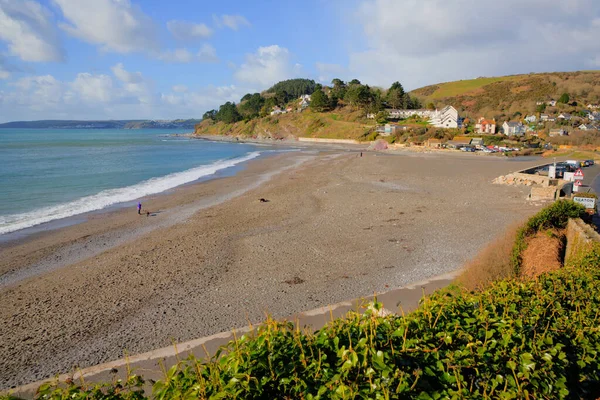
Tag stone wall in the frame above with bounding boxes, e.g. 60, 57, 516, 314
565, 218, 600, 265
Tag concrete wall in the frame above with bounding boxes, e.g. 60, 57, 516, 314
565, 218, 600, 265
298, 138, 360, 145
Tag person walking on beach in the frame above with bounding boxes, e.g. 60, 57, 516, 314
137, 202, 142, 215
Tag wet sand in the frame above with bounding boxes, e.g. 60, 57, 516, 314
0, 149, 541, 389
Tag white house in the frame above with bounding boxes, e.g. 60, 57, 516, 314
429, 105, 460, 128
502, 121, 525, 136
270, 106, 284, 116
587, 104, 600, 109
299, 94, 311, 109
524, 115, 537, 123
475, 117, 496, 134
558, 113, 572, 121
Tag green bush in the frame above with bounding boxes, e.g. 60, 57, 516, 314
15, 255, 600, 399
511, 200, 586, 276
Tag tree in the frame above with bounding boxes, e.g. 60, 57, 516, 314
349, 79, 361, 85
240, 93, 253, 102
259, 97, 277, 117
426, 102, 435, 110
330, 78, 347, 105
536, 103, 547, 113
274, 89, 289, 106
202, 109, 216, 120
215, 102, 242, 124
238, 93, 264, 119
344, 84, 370, 109
266, 79, 317, 98
309, 87, 330, 112
387, 82, 406, 109
558, 93, 570, 104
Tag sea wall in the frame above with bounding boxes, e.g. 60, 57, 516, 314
297, 137, 360, 145
565, 218, 600, 264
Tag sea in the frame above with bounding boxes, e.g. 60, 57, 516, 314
0, 129, 264, 236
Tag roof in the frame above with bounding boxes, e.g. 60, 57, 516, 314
450, 137, 471, 144
549, 128, 566, 133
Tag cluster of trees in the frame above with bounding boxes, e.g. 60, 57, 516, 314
202, 78, 422, 124
310, 79, 421, 113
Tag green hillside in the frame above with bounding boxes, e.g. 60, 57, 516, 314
411, 70, 600, 118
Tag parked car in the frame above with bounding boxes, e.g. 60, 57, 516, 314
461, 146, 475, 152
583, 159, 594, 167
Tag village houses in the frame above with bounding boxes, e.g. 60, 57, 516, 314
386, 105, 461, 129
502, 121, 525, 136
524, 115, 537, 123
578, 124, 597, 131
475, 117, 496, 134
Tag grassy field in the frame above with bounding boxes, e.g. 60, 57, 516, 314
423, 76, 523, 99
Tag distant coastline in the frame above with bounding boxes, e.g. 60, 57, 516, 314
0, 119, 201, 130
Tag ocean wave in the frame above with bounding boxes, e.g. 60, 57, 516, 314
0, 151, 261, 235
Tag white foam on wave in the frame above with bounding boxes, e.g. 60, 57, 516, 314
0, 151, 261, 235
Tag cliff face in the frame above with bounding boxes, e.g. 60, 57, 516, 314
194, 109, 373, 141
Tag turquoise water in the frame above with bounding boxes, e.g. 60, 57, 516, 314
0, 129, 262, 235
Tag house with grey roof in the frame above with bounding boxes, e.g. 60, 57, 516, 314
502, 121, 525, 136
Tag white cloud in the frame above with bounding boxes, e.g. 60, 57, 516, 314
111, 62, 143, 83
53, 0, 158, 54
197, 43, 218, 63
213, 14, 250, 30
0, 0, 64, 62
349, 0, 600, 89
0, 66, 252, 121
234, 45, 301, 87
159, 48, 194, 63
167, 20, 212, 41
71, 72, 114, 102
158, 45, 218, 63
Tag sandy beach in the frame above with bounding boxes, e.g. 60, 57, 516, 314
0, 147, 542, 389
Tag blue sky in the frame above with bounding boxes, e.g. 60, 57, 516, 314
1, 0, 600, 122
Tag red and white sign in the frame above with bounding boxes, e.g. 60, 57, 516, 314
574, 169, 584, 180
574, 179, 583, 186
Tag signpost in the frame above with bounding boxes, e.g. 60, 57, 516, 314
573, 196, 597, 210
573, 179, 582, 193
574, 169, 584, 180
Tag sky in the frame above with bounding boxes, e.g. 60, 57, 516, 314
0, 0, 599, 122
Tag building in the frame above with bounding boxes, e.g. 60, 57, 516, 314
578, 124, 596, 131
558, 113, 572, 121
270, 106, 284, 116
540, 114, 550, 121
548, 100, 557, 107
502, 121, 525, 136
299, 94, 311, 109
366, 113, 376, 119
429, 105, 460, 128
589, 112, 600, 121
386, 109, 435, 120
475, 117, 496, 134
524, 115, 537, 123
386, 105, 461, 129
446, 136, 472, 149
377, 124, 409, 136
587, 104, 600, 109
425, 138, 443, 148
470, 137, 484, 146
549, 128, 568, 137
